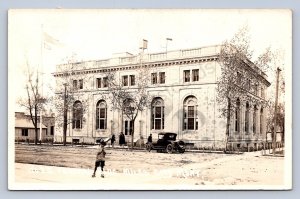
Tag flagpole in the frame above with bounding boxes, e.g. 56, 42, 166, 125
39, 24, 44, 143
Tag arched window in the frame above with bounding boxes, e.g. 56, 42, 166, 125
245, 102, 250, 133
183, 96, 198, 130
235, 98, 240, 132
151, 97, 164, 130
72, 101, 83, 129
253, 105, 258, 134
260, 107, 264, 135
96, 100, 107, 129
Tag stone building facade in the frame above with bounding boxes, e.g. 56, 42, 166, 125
53, 45, 270, 149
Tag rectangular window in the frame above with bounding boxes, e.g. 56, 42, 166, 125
186, 106, 196, 130
192, 69, 199, 81
103, 77, 108, 87
73, 108, 82, 129
188, 106, 194, 117
122, 75, 128, 86
152, 106, 164, 130
75, 120, 81, 129
73, 80, 77, 90
99, 120, 105, 129
50, 126, 54, 136
22, 129, 28, 136
154, 107, 161, 129
155, 119, 161, 130
96, 108, 106, 129
99, 108, 106, 118
155, 107, 162, 118
184, 70, 190, 82
151, 73, 157, 84
130, 75, 135, 86
79, 79, 83, 89
187, 118, 195, 130
159, 72, 165, 84
96, 78, 101, 88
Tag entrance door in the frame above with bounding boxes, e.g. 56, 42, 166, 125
124, 120, 133, 135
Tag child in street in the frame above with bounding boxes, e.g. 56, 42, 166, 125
92, 141, 106, 178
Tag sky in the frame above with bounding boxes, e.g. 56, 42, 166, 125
8, 9, 292, 112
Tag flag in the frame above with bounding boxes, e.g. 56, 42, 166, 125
43, 32, 63, 50
139, 39, 148, 50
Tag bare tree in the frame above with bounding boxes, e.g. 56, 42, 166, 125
51, 54, 90, 145
217, 26, 278, 151
266, 103, 285, 141
17, 61, 46, 145
105, 67, 152, 149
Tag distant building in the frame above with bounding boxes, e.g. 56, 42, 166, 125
53, 45, 270, 149
15, 112, 55, 142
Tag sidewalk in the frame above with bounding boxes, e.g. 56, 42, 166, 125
13, 163, 200, 190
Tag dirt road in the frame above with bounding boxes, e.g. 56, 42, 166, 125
12, 144, 286, 190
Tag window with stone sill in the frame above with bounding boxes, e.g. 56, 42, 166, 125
72, 101, 83, 129
151, 73, 157, 84
159, 72, 165, 84
183, 96, 198, 130
151, 97, 165, 130
96, 100, 107, 130
184, 70, 190, 82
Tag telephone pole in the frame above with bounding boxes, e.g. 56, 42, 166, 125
273, 67, 281, 156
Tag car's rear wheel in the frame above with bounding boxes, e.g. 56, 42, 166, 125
166, 144, 173, 154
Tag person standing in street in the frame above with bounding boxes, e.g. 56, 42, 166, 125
92, 141, 106, 178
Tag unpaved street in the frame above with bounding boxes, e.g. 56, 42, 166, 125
13, 144, 285, 189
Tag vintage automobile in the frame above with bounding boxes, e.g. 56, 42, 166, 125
146, 132, 185, 153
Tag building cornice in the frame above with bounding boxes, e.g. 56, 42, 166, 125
53, 55, 218, 77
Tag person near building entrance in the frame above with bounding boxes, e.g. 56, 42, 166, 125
111, 134, 116, 148
92, 141, 106, 178
119, 132, 125, 147
147, 134, 152, 144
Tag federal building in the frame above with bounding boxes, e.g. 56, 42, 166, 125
53, 44, 270, 149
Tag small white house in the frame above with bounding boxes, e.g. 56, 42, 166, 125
15, 114, 47, 142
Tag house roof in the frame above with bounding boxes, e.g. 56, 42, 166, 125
15, 118, 47, 129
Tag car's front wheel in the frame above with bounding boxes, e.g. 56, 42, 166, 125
166, 144, 173, 154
